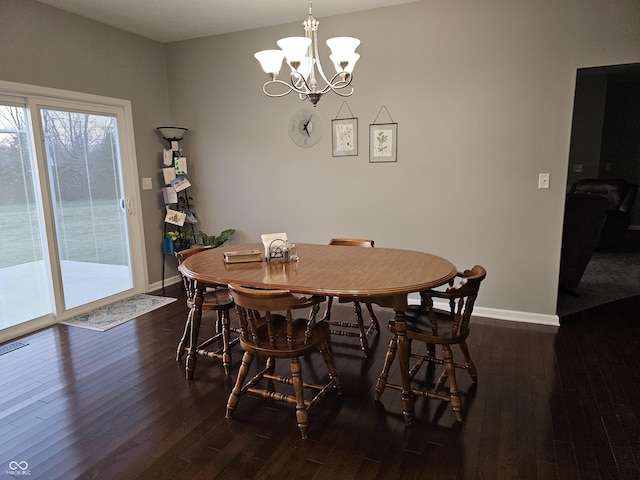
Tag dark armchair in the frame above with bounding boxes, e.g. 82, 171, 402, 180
568, 178, 638, 249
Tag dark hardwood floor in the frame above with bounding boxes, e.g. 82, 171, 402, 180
1, 284, 638, 479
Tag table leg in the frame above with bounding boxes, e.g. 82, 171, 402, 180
185, 283, 205, 380
394, 308, 414, 426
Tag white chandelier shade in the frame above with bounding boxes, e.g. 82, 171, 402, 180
254, 1, 361, 106
254, 50, 287, 76
277, 36, 312, 65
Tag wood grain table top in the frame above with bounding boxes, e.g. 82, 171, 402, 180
179, 243, 456, 302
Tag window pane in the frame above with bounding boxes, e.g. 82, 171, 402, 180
0, 103, 52, 327
41, 108, 133, 309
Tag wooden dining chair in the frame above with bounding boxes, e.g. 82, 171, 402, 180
322, 238, 381, 356
175, 246, 239, 375
374, 265, 487, 422
226, 284, 342, 439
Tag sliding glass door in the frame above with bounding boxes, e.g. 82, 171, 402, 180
0, 84, 145, 338
41, 107, 133, 310
0, 99, 52, 328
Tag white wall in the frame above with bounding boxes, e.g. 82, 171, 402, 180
163, 0, 640, 319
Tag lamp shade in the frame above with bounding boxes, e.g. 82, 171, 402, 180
254, 50, 286, 75
330, 52, 360, 74
156, 127, 188, 141
277, 36, 312, 65
326, 37, 361, 57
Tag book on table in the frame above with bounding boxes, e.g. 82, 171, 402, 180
223, 249, 262, 264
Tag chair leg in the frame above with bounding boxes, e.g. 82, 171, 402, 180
326, 299, 379, 357
186, 300, 204, 380
214, 312, 221, 333
289, 357, 309, 439
266, 356, 276, 375
220, 309, 232, 375
457, 341, 478, 383
441, 345, 462, 422
353, 302, 370, 354
226, 351, 254, 419
322, 296, 334, 321
176, 312, 191, 361
318, 339, 342, 394
374, 334, 398, 401
365, 302, 380, 333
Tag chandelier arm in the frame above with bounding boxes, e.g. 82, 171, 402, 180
262, 74, 319, 98
330, 86, 355, 98
290, 71, 321, 97
327, 71, 353, 89
311, 71, 353, 95
262, 80, 296, 97
263, 70, 353, 98
290, 71, 312, 92
314, 83, 336, 95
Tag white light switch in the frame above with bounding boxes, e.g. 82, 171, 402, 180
142, 177, 152, 190
538, 173, 550, 189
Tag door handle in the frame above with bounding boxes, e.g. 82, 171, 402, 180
120, 197, 133, 215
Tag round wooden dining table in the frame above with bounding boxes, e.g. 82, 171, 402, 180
179, 242, 457, 425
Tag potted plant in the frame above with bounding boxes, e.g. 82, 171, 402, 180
165, 227, 193, 253
195, 228, 236, 247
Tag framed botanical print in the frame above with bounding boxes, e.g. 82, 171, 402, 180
369, 122, 397, 163
332, 117, 358, 157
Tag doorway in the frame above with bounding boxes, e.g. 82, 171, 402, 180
557, 63, 640, 319
0, 83, 146, 340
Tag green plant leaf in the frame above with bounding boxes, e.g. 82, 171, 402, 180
195, 228, 235, 247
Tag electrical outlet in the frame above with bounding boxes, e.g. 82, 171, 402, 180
538, 173, 550, 189
142, 177, 152, 190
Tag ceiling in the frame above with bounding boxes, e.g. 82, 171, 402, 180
36, 0, 420, 43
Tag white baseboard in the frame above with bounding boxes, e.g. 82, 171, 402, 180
407, 294, 560, 327
471, 305, 560, 326
148, 275, 182, 293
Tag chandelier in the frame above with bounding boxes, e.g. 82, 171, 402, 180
254, 1, 360, 106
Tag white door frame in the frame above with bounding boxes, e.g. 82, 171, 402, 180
0, 80, 148, 341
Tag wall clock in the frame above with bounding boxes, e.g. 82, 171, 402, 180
288, 107, 323, 147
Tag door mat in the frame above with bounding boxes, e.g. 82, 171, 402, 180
60, 294, 176, 332
0, 342, 29, 356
